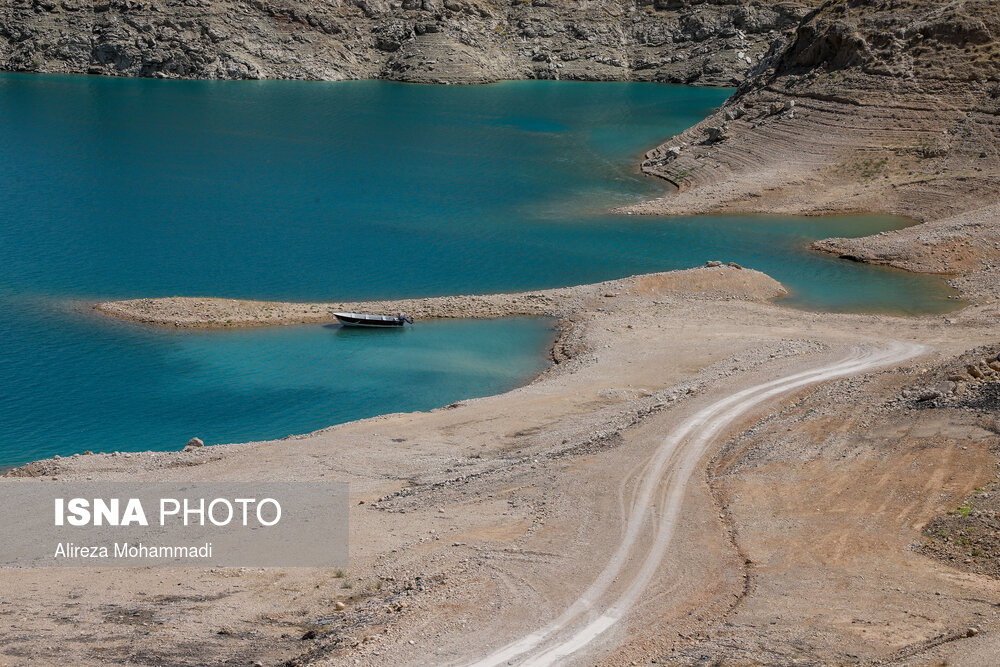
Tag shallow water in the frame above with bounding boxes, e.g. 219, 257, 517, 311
0, 75, 954, 465
0, 299, 555, 467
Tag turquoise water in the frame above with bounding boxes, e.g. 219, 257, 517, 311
0, 301, 554, 467
0, 75, 954, 466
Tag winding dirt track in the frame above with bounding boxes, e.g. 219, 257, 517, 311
468, 341, 925, 667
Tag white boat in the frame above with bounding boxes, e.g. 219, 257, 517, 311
333, 312, 414, 328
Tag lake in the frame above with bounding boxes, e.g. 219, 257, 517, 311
0, 75, 954, 466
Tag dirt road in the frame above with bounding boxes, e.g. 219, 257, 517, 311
470, 341, 925, 666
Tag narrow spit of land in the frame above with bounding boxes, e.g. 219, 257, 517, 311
92, 265, 786, 329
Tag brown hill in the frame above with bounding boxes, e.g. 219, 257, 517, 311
633, 0, 1000, 302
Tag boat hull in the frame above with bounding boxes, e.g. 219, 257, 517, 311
334, 313, 408, 328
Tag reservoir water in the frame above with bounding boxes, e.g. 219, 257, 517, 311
0, 75, 954, 466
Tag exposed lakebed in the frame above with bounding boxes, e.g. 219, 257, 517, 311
0, 75, 954, 465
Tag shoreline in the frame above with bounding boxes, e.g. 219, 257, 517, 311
5, 243, 965, 470
0, 71, 741, 88
5, 263, 999, 665
6, 265, 785, 476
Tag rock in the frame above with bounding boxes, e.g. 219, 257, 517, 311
988, 361, 1000, 372
967, 627, 979, 637
704, 125, 728, 143
665, 146, 682, 158
723, 105, 744, 121
967, 365, 985, 379
914, 389, 941, 402
184, 437, 205, 451
335, 601, 346, 610
301, 629, 317, 640
705, 260, 723, 267
728, 262, 743, 269
933, 381, 956, 395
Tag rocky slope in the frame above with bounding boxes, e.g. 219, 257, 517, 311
0, 0, 813, 84
628, 0, 1000, 301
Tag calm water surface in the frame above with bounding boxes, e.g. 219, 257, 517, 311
0, 75, 954, 465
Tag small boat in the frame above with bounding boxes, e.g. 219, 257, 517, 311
333, 312, 414, 328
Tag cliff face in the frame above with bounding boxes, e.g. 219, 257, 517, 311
771, 0, 1000, 107
632, 0, 1000, 302
0, 0, 812, 84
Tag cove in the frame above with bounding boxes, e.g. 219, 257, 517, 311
0, 298, 556, 468
0, 75, 955, 466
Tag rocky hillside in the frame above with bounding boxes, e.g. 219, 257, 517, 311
631, 0, 1000, 301
0, 0, 812, 84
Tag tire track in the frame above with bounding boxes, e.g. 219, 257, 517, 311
468, 341, 925, 667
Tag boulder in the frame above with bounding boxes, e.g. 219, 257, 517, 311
914, 389, 942, 402
704, 125, 728, 142
184, 437, 204, 451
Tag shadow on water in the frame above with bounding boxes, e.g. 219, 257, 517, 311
326, 324, 410, 335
